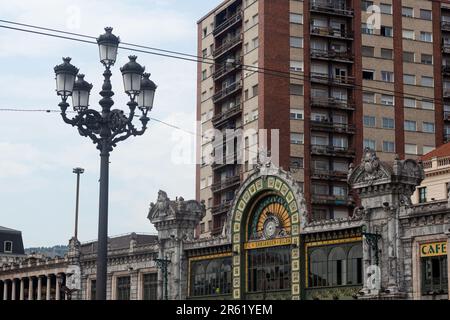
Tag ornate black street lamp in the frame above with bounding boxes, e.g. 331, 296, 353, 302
155, 256, 171, 300
361, 225, 382, 266
54, 27, 157, 300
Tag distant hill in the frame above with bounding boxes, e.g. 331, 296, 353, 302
25, 245, 68, 258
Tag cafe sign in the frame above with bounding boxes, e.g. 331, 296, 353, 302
420, 242, 447, 257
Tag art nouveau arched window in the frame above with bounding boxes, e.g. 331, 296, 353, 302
190, 257, 232, 297
328, 247, 347, 286
347, 244, 363, 285
309, 248, 328, 287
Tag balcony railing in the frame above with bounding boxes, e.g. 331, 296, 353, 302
212, 104, 242, 127
444, 111, 450, 120
211, 200, 233, 216
311, 194, 352, 205
311, 170, 347, 181
442, 21, 450, 31
214, 12, 243, 36
214, 35, 242, 58
443, 65, 450, 76
444, 90, 450, 98
442, 44, 450, 54
310, 2, 354, 17
213, 60, 242, 80
311, 97, 355, 110
212, 175, 241, 193
310, 120, 356, 134
310, 49, 354, 62
311, 26, 353, 40
311, 145, 355, 157
213, 82, 242, 103
310, 72, 355, 86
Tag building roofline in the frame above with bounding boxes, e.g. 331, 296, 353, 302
197, 0, 231, 24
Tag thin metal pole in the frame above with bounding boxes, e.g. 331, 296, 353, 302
96, 149, 109, 300
74, 170, 81, 239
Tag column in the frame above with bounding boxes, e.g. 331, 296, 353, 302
19, 278, 24, 300
28, 277, 34, 300
3, 280, 8, 300
37, 276, 42, 300
11, 279, 16, 300
55, 274, 61, 300
46, 276, 51, 300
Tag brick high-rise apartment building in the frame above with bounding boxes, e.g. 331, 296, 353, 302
196, 0, 450, 238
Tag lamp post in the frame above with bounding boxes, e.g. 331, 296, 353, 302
72, 167, 84, 240
54, 27, 157, 300
361, 225, 382, 266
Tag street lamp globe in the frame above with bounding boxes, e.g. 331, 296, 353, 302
72, 74, 93, 112
54, 57, 79, 100
97, 27, 120, 68
138, 73, 157, 111
120, 55, 145, 99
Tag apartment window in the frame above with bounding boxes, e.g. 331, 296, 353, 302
361, 1, 374, 11
202, 70, 207, 80
362, 46, 375, 57
200, 178, 207, 189
333, 186, 347, 197
290, 84, 304, 96
404, 74, 416, 85
290, 36, 303, 48
4, 241, 12, 253
290, 157, 304, 169
252, 37, 259, 49
422, 100, 435, 110
405, 144, 418, 155
363, 116, 376, 127
143, 273, 158, 300
423, 122, 435, 133
202, 49, 207, 59
381, 26, 393, 37
291, 133, 304, 145
421, 76, 434, 87
404, 98, 416, 108
423, 146, 435, 154
290, 13, 303, 24
382, 117, 395, 129
362, 70, 375, 80
383, 141, 395, 153
200, 223, 205, 233
405, 120, 417, 131
362, 23, 374, 35
403, 29, 415, 40
116, 276, 131, 300
364, 139, 376, 150
381, 71, 394, 82
380, 4, 392, 14
290, 109, 304, 120
420, 32, 432, 42
418, 187, 427, 203
363, 92, 376, 103
203, 27, 208, 38
290, 61, 304, 72
421, 54, 433, 65
90, 280, 96, 300
381, 48, 393, 59
381, 94, 394, 105
252, 85, 259, 97
402, 7, 413, 17
403, 52, 415, 63
420, 9, 432, 20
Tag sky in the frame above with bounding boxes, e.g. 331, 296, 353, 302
0, 0, 223, 247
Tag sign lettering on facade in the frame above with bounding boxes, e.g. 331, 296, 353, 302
244, 237, 292, 250
420, 242, 447, 257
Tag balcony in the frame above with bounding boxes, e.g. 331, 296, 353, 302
310, 72, 355, 86
310, 26, 353, 40
213, 82, 242, 104
213, 60, 242, 81
212, 104, 242, 127
442, 21, 450, 32
311, 194, 353, 206
443, 65, 450, 77
444, 90, 450, 99
310, 2, 354, 17
311, 170, 347, 181
442, 44, 450, 54
310, 49, 354, 62
310, 120, 356, 134
212, 175, 241, 193
212, 153, 242, 171
214, 35, 242, 58
214, 12, 243, 36
211, 200, 233, 216
311, 97, 355, 111
311, 145, 355, 158
444, 111, 450, 120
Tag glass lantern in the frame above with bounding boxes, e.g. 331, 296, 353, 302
138, 73, 157, 111
54, 57, 79, 100
72, 74, 93, 112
